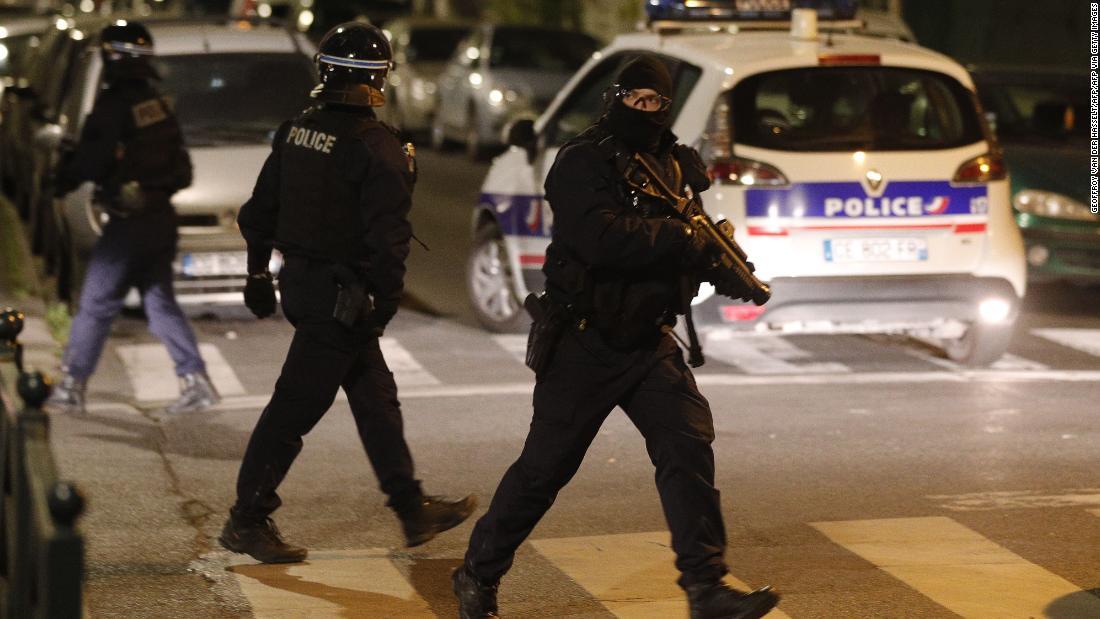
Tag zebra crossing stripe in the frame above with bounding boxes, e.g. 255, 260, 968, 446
491, 335, 529, 365
703, 331, 850, 375
1032, 329, 1100, 358
379, 338, 441, 387
811, 516, 1100, 618
530, 531, 788, 618
227, 549, 432, 617
115, 342, 245, 403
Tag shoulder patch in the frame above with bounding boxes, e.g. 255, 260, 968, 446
132, 99, 168, 129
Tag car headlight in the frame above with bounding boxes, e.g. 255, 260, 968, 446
1014, 190, 1098, 222
488, 87, 526, 108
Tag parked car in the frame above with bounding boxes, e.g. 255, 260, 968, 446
431, 23, 598, 159
379, 17, 472, 137
971, 67, 1095, 285
16, 17, 316, 305
469, 2, 1026, 367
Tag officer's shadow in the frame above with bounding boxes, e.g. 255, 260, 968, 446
68, 401, 253, 462
227, 555, 462, 618
1045, 589, 1100, 618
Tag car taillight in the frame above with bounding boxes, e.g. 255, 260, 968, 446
708, 156, 789, 187
953, 153, 1006, 184
818, 54, 881, 66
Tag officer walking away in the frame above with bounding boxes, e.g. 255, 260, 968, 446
218, 22, 475, 564
452, 55, 779, 619
46, 21, 219, 417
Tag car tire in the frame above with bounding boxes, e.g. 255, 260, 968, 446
942, 320, 1015, 367
467, 222, 528, 333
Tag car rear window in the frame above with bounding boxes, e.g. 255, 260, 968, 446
730, 67, 985, 152
974, 76, 1086, 142
489, 28, 597, 72
406, 26, 471, 62
154, 53, 315, 146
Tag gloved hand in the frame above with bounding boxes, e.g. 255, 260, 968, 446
713, 262, 756, 301
672, 144, 711, 193
244, 273, 276, 319
680, 224, 715, 268
365, 305, 396, 338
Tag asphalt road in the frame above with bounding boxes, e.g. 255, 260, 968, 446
8, 148, 1100, 618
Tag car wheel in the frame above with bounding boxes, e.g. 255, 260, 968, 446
467, 223, 527, 333
942, 320, 1015, 367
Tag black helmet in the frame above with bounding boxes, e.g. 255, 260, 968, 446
312, 22, 392, 108
100, 20, 156, 82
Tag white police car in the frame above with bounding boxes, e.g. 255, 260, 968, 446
466, 0, 1026, 367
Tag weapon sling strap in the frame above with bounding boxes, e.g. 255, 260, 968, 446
594, 131, 707, 367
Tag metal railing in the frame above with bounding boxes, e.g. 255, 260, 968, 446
0, 308, 85, 618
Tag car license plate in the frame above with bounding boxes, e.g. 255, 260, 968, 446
179, 251, 248, 277
824, 238, 928, 263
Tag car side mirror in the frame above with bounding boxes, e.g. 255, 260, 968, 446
504, 117, 537, 163
1032, 101, 1073, 138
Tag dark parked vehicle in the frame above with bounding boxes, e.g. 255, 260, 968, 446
972, 67, 1096, 284
380, 17, 472, 136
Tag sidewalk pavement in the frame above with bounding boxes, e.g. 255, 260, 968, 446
0, 198, 241, 618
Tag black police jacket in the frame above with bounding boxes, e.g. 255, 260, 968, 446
237, 104, 414, 326
542, 123, 710, 348
58, 78, 191, 212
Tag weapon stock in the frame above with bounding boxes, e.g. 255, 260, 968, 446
628, 154, 771, 306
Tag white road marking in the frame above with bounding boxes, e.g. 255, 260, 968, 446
492, 334, 529, 365
530, 531, 787, 618
812, 516, 1100, 618
210, 368, 1100, 410
1032, 328, 1100, 359
703, 331, 850, 374
115, 342, 245, 402
226, 549, 431, 618
928, 489, 1100, 511
378, 338, 440, 386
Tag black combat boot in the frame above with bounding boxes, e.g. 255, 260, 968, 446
218, 514, 308, 564
396, 495, 477, 547
686, 581, 779, 619
452, 564, 500, 618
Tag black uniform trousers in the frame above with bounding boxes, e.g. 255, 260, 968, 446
232, 256, 422, 522
465, 325, 729, 589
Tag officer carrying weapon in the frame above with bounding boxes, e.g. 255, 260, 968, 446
219, 22, 474, 564
452, 54, 779, 619
46, 20, 219, 417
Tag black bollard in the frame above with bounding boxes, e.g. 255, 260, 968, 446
17, 371, 51, 410
47, 481, 86, 528
0, 307, 24, 361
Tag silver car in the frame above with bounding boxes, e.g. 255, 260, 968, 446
381, 17, 472, 136
430, 23, 598, 159
48, 19, 316, 306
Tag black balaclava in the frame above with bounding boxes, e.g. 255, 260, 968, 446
604, 55, 674, 153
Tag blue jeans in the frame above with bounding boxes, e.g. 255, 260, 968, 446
63, 212, 205, 380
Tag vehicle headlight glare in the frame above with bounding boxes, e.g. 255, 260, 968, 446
1013, 190, 1098, 222
488, 89, 503, 106
978, 298, 1011, 324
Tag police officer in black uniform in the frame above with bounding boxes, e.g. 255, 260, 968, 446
452, 56, 779, 619
46, 20, 218, 417
218, 22, 474, 564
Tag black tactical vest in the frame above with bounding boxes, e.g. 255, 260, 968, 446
275, 106, 385, 263
108, 80, 192, 207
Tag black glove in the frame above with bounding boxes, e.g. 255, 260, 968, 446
244, 273, 276, 318
712, 261, 756, 301
672, 144, 711, 193
680, 225, 715, 268
366, 305, 396, 338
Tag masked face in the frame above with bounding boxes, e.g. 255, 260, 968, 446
605, 88, 672, 153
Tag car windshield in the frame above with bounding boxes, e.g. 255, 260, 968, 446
405, 26, 470, 62
731, 67, 985, 152
153, 53, 315, 146
489, 28, 597, 72
974, 76, 1086, 143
